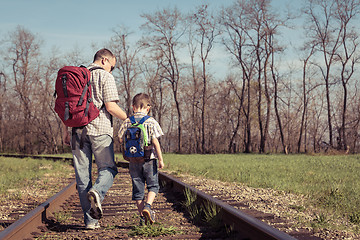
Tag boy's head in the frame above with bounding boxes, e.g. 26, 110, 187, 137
133, 93, 151, 112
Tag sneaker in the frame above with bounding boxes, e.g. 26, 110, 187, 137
85, 222, 100, 230
139, 216, 145, 226
87, 189, 103, 220
142, 204, 155, 225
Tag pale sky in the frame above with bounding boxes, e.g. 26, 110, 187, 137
1, 0, 303, 77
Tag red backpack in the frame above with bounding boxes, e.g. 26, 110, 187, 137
54, 66, 103, 127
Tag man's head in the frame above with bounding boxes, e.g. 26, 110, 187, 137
132, 93, 151, 112
93, 48, 116, 73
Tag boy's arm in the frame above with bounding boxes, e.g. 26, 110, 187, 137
152, 137, 164, 169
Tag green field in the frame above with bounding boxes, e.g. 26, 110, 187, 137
160, 154, 360, 224
0, 157, 73, 194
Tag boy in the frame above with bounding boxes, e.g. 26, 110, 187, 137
118, 93, 164, 225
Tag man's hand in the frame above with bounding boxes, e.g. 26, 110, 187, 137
63, 130, 71, 146
62, 123, 71, 146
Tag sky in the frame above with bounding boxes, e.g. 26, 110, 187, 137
1, 0, 303, 77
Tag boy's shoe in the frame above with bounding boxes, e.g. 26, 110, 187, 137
87, 189, 103, 220
139, 216, 145, 226
85, 222, 100, 230
142, 204, 155, 224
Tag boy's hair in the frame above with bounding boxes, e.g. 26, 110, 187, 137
93, 48, 115, 62
133, 93, 151, 109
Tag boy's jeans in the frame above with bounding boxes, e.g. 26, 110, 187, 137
72, 131, 118, 226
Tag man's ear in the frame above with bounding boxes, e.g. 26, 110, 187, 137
101, 58, 106, 66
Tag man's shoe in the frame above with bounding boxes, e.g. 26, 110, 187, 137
87, 189, 103, 220
85, 222, 100, 230
142, 204, 155, 224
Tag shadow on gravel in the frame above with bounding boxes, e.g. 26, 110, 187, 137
43, 218, 83, 232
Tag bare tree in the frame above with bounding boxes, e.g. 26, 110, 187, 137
2, 26, 42, 153
187, 23, 202, 153
221, 0, 285, 153
110, 27, 142, 115
334, 0, 360, 150
0, 71, 6, 152
141, 7, 186, 153
141, 53, 167, 127
221, 0, 258, 153
304, 0, 344, 147
297, 44, 317, 153
226, 75, 246, 152
189, 5, 220, 153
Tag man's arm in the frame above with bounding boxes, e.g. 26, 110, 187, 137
105, 101, 127, 120
152, 137, 164, 169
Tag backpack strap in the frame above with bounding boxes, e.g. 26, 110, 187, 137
129, 116, 136, 125
129, 115, 150, 125
138, 115, 150, 124
77, 66, 104, 106
128, 115, 151, 146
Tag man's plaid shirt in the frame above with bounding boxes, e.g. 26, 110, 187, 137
85, 63, 119, 137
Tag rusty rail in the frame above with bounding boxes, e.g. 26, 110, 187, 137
159, 172, 296, 240
0, 180, 76, 240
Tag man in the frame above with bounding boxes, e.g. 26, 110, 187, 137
62, 48, 127, 230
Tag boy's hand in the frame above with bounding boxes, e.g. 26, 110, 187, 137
158, 159, 164, 169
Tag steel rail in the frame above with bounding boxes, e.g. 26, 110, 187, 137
0, 180, 76, 240
0, 154, 296, 239
159, 172, 296, 240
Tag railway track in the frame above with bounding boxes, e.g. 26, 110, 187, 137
0, 154, 313, 239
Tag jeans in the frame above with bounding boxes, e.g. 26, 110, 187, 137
129, 159, 159, 200
72, 130, 118, 226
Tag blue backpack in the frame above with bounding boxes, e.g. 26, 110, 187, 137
123, 115, 151, 160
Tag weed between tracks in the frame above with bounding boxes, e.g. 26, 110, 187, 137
53, 211, 72, 224
181, 187, 235, 237
129, 220, 179, 237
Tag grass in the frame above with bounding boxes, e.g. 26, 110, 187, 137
128, 217, 179, 237
0, 157, 73, 194
162, 153, 360, 228
129, 224, 179, 237
53, 211, 72, 224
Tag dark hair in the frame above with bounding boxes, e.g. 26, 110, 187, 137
93, 48, 115, 62
133, 93, 151, 109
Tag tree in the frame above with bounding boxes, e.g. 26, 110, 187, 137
109, 27, 142, 115
141, 7, 186, 152
0, 71, 6, 152
334, 0, 360, 150
304, 0, 343, 147
221, 0, 257, 153
189, 5, 220, 153
2, 26, 42, 153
